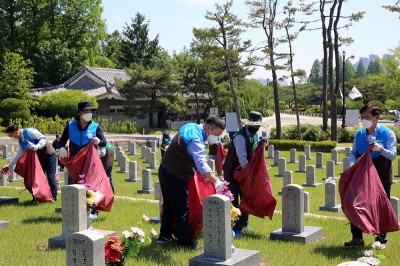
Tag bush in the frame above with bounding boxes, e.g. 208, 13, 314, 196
268, 139, 336, 152
0, 98, 31, 126
270, 124, 329, 141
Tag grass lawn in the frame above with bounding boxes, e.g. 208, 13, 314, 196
1, 147, 400, 265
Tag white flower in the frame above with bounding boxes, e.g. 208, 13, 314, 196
122, 230, 134, 239
325, 177, 335, 184
131, 227, 146, 237
364, 250, 374, 257
142, 214, 150, 221
150, 228, 158, 236
372, 241, 386, 250
357, 256, 380, 265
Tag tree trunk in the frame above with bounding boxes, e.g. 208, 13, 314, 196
194, 92, 201, 124
320, 0, 328, 131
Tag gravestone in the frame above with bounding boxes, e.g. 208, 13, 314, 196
115, 146, 122, 162
137, 169, 154, 194
140, 145, 146, 159
149, 152, 157, 169
344, 147, 351, 158
323, 161, 338, 180
278, 170, 293, 195
116, 151, 124, 167
341, 157, 350, 174
145, 147, 152, 163
289, 148, 297, 163
272, 150, 280, 167
125, 161, 141, 182
0, 220, 10, 229
0, 173, 8, 187
331, 149, 341, 165
66, 230, 106, 266
267, 145, 274, 159
304, 145, 313, 160
0, 196, 19, 205
150, 181, 162, 224
390, 197, 399, 222
295, 155, 306, 173
316, 152, 324, 169
8, 165, 23, 182
207, 159, 216, 175
304, 192, 310, 213
150, 140, 157, 153
270, 184, 323, 243
275, 158, 286, 177
49, 185, 115, 249
319, 181, 341, 212
303, 166, 322, 187
2, 145, 8, 159
128, 141, 136, 155
118, 155, 128, 173
189, 195, 260, 265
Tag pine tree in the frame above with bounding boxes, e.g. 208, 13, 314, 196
355, 60, 367, 78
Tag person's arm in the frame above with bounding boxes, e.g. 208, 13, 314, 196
348, 135, 358, 166
59, 122, 70, 148
380, 130, 397, 161
7, 146, 25, 169
233, 135, 248, 168
26, 128, 47, 149
95, 126, 106, 147
187, 139, 219, 184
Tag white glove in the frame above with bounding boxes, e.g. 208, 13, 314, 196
30, 144, 39, 151
372, 142, 383, 153
213, 180, 225, 191
93, 137, 100, 145
59, 147, 68, 158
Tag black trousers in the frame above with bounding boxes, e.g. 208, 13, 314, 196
158, 165, 194, 247
226, 174, 248, 232
40, 153, 58, 201
350, 184, 391, 239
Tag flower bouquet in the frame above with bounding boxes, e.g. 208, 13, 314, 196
215, 179, 241, 226
78, 174, 97, 209
105, 227, 146, 266
357, 241, 386, 265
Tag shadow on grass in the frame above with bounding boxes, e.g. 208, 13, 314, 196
22, 216, 61, 224
312, 244, 364, 261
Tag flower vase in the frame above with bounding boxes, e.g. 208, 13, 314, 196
231, 230, 235, 253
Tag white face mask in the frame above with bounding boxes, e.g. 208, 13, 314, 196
82, 113, 92, 122
207, 135, 218, 145
361, 119, 373, 129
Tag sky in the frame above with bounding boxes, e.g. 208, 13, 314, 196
101, 0, 400, 80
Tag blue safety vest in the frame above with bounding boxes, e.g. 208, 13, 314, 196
355, 126, 390, 159
68, 120, 98, 147
19, 128, 39, 150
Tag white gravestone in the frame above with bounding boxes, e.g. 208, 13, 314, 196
189, 195, 260, 265
331, 149, 341, 165
272, 150, 280, 167
126, 161, 141, 182
118, 155, 128, 173
275, 158, 286, 177
296, 155, 307, 173
304, 145, 313, 160
140, 145, 146, 159
323, 160, 338, 180
137, 169, 154, 194
303, 166, 322, 187
279, 170, 293, 195
207, 159, 216, 175
316, 152, 324, 169
150, 181, 162, 224
2, 145, 8, 159
0, 220, 10, 229
0, 172, 8, 187
267, 145, 274, 159
150, 140, 157, 153
289, 148, 297, 163
270, 184, 323, 243
319, 182, 341, 212
66, 230, 106, 266
390, 197, 399, 222
149, 152, 157, 169
304, 192, 310, 213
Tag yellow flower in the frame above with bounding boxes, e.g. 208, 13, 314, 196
231, 206, 241, 221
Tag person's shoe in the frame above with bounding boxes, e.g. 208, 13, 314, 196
344, 238, 364, 247
157, 236, 172, 244
234, 230, 242, 238
375, 235, 388, 244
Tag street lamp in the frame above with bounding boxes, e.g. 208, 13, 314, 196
341, 51, 354, 128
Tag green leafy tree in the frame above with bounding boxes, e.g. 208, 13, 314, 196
100, 30, 123, 67
355, 60, 367, 78
378, 45, 400, 99
366, 59, 383, 75
38, 90, 97, 118
309, 59, 323, 85
0, 98, 31, 126
0, 52, 34, 100
119, 13, 159, 68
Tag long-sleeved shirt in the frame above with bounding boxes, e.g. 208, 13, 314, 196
349, 124, 397, 165
187, 138, 213, 176
233, 127, 256, 168
8, 128, 47, 168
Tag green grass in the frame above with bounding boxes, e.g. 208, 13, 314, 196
1, 148, 400, 265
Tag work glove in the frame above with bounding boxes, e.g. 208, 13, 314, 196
372, 142, 383, 153
213, 180, 225, 191
59, 147, 68, 158
93, 137, 100, 145
1, 166, 9, 174
30, 144, 39, 151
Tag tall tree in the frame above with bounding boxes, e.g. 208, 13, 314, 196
309, 59, 323, 85
366, 59, 383, 75
119, 13, 159, 68
0, 52, 34, 100
355, 60, 367, 78
246, 0, 284, 138
193, 0, 253, 129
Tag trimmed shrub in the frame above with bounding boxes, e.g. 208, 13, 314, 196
268, 139, 336, 152
0, 98, 30, 126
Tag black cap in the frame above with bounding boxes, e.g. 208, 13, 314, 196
76, 102, 97, 113
242, 111, 263, 126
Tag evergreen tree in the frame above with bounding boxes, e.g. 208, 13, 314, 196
355, 60, 367, 78
309, 59, 323, 85
366, 59, 383, 75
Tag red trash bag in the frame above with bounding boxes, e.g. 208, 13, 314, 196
187, 170, 216, 240
14, 149, 54, 203
215, 142, 227, 174
233, 139, 276, 219
60, 142, 114, 212
339, 145, 400, 235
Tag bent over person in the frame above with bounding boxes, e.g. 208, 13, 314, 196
157, 116, 226, 250
345, 104, 397, 247
1, 125, 58, 201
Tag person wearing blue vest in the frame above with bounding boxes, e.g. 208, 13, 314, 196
345, 104, 397, 247
223, 111, 264, 238
157, 116, 226, 250
58, 101, 107, 185
1, 125, 58, 201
